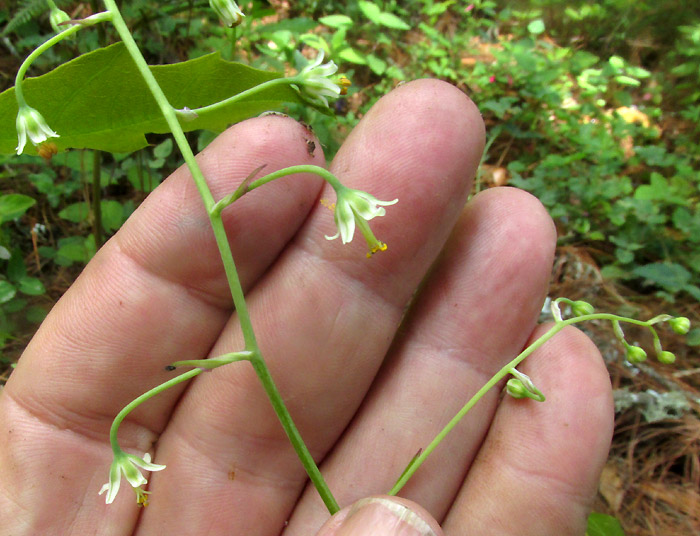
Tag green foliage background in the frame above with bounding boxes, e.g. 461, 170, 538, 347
0, 0, 698, 353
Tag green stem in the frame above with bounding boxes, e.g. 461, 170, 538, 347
250, 356, 339, 514
92, 150, 103, 247
109, 369, 201, 453
388, 312, 660, 495
175, 77, 298, 120
14, 11, 112, 106
103, 0, 338, 514
213, 164, 342, 215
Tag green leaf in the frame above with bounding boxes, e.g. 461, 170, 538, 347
58, 202, 90, 224
608, 56, 626, 70
366, 54, 387, 75
18, 276, 45, 296
152, 138, 173, 159
528, 19, 545, 35
615, 75, 641, 86
319, 14, 353, 28
25, 305, 47, 324
633, 263, 691, 294
56, 236, 91, 265
337, 47, 368, 65
376, 12, 410, 30
100, 200, 126, 232
298, 33, 330, 54
600, 265, 629, 279
586, 512, 626, 536
0, 43, 311, 155
0, 281, 16, 304
4, 297, 27, 313
358, 1, 382, 23
0, 194, 36, 223
7, 249, 27, 283
687, 327, 700, 346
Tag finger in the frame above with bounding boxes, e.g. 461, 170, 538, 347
0, 117, 325, 532
316, 496, 443, 536
442, 326, 614, 535
285, 187, 557, 533
138, 80, 485, 534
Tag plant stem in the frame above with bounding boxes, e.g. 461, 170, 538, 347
175, 77, 297, 119
388, 312, 660, 495
92, 150, 103, 247
213, 164, 342, 214
250, 356, 339, 514
14, 11, 112, 106
109, 368, 202, 453
103, 0, 338, 513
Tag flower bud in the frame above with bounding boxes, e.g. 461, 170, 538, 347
505, 370, 545, 402
506, 378, 528, 399
571, 300, 595, 316
626, 345, 647, 364
669, 317, 690, 335
49, 6, 72, 33
658, 350, 676, 364
209, 0, 244, 27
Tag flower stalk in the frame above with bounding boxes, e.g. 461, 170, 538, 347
101, 0, 340, 514
388, 308, 689, 496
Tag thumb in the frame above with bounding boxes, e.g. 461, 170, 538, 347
315, 496, 443, 536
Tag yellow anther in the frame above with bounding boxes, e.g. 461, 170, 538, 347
320, 198, 336, 211
366, 242, 388, 258
338, 76, 351, 96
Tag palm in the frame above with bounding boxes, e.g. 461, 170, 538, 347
0, 80, 612, 536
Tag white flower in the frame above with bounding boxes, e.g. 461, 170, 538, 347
325, 186, 398, 257
296, 50, 341, 108
209, 0, 245, 27
15, 105, 59, 155
99, 451, 166, 506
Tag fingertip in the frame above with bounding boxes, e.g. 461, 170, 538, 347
316, 496, 443, 536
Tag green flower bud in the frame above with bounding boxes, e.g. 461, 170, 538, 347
658, 350, 676, 364
209, 0, 244, 27
669, 317, 690, 335
505, 370, 546, 402
506, 378, 528, 399
571, 300, 595, 316
626, 345, 647, 364
49, 7, 71, 33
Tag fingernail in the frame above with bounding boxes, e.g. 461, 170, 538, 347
335, 497, 437, 536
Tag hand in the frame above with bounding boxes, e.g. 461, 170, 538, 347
0, 80, 613, 535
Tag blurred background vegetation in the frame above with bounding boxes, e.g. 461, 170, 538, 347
1, 1, 698, 534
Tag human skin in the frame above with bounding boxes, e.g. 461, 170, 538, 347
0, 79, 613, 535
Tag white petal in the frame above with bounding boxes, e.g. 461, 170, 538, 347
133, 453, 167, 472
15, 129, 26, 155
338, 216, 355, 244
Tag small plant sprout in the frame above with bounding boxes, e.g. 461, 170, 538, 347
15, 105, 58, 155
209, 0, 245, 27
99, 451, 165, 506
294, 50, 342, 108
